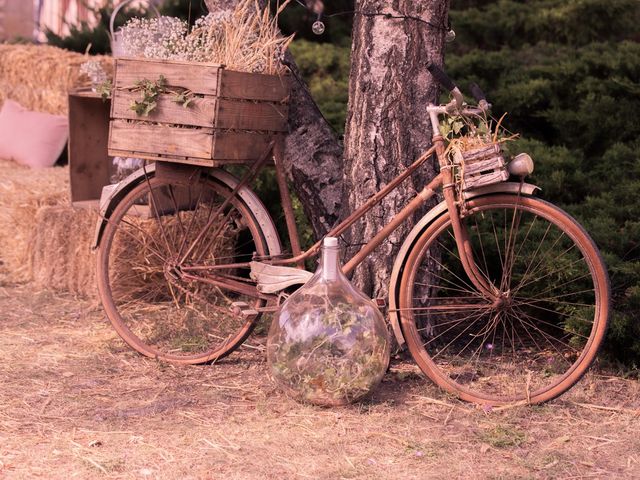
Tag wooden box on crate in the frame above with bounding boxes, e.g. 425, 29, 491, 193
107, 57, 290, 166
68, 89, 113, 208
455, 143, 509, 191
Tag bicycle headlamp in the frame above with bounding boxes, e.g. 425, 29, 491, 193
507, 153, 535, 177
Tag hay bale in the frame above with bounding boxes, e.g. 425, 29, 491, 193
0, 157, 240, 301
0, 158, 68, 283
0, 44, 113, 114
30, 205, 98, 298
0, 158, 97, 298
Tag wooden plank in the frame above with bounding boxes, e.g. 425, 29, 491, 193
108, 149, 216, 167
464, 169, 509, 190
71, 199, 100, 210
463, 155, 505, 176
68, 92, 113, 203
114, 58, 220, 95
109, 120, 214, 159
112, 91, 217, 127
220, 70, 290, 102
212, 131, 274, 160
216, 99, 288, 131
461, 143, 501, 163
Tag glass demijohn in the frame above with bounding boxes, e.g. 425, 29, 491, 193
267, 237, 391, 406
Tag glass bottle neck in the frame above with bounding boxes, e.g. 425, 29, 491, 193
321, 245, 341, 281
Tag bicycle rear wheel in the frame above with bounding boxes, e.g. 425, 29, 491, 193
97, 170, 271, 364
398, 194, 609, 405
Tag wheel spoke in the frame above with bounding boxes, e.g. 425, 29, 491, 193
398, 196, 607, 405
427, 308, 490, 355
511, 307, 581, 358
517, 275, 594, 302
98, 175, 267, 364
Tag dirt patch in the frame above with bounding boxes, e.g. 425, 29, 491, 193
0, 285, 639, 479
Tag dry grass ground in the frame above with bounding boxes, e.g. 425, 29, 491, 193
0, 284, 639, 480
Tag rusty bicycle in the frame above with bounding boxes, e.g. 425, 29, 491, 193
94, 63, 609, 406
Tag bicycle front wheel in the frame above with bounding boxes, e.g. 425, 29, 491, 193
97, 171, 271, 364
398, 194, 609, 405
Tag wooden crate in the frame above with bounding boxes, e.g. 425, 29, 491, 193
108, 58, 290, 166
454, 143, 509, 191
68, 89, 113, 209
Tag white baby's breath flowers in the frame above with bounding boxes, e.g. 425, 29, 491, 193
119, 16, 189, 60
116, 0, 294, 75
80, 60, 107, 89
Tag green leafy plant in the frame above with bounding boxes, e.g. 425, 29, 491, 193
171, 89, 195, 108
129, 75, 195, 116
96, 79, 113, 101
130, 75, 166, 116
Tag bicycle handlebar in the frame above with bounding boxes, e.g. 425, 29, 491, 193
469, 82, 491, 111
426, 61, 464, 112
426, 61, 492, 113
469, 83, 486, 103
426, 61, 456, 92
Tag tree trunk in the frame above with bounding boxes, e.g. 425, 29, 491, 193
281, 52, 344, 236
342, 0, 450, 298
204, 0, 450, 299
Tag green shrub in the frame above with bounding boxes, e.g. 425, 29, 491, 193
289, 40, 350, 134
447, 0, 640, 367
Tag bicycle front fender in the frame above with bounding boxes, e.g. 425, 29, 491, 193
387, 181, 540, 348
91, 165, 282, 259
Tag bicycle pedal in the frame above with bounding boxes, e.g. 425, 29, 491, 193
230, 301, 259, 321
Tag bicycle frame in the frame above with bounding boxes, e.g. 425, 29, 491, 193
92, 58, 609, 403
181, 103, 501, 304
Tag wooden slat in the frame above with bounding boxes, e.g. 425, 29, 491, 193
108, 149, 216, 167
220, 70, 290, 102
112, 91, 217, 127
114, 58, 220, 95
464, 169, 509, 190
212, 131, 274, 160
463, 155, 505, 176
109, 120, 214, 159
216, 99, 288, 131
68, 92, 112, 203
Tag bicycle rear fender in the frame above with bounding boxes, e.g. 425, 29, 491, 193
388, 181, 540, 348
91, 164, 282, 258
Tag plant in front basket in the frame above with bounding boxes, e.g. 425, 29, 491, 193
440, 112, 518, 165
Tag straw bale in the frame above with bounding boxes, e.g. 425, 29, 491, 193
0, 158, 97, 297
0, 156, 238, 301
0, 44, 113, 114
30, 205, 98, 298
0, 158, 69, 283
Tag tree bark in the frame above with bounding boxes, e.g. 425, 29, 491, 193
280, 52, 344, 236
342, 0, 449, 298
